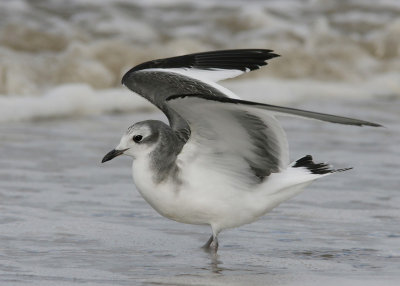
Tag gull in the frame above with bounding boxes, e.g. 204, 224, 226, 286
102, 49, 380, 252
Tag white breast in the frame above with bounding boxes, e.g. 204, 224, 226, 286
131, 154, 273, 232
131, 157, 212, 225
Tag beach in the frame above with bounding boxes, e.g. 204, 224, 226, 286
0, 0, 399, 285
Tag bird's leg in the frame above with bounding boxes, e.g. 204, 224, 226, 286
202, 235, 214, 249
202, 235, 219, 253
202, 226, 220, 252
210, 236, 219, 252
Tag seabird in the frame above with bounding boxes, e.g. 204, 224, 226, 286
102, 49, 380, 252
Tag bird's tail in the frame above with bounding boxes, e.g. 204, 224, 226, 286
292, 155, 352, 175
259, 155, 352, 213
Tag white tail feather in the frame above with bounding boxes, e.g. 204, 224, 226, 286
258, 156, 351, 213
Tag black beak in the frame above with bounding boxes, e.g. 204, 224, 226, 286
101, 149, 128, 163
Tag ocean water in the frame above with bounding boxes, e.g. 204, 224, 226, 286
1, 0, 399, 285
0, 96, 399, 285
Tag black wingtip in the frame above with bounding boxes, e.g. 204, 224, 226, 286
347, 120, 382, 127
363, 122, 383, 128
268, 52, 281, 59
293, 155, 352, 174
121, 71, 129, 85
121, 48, 280, 84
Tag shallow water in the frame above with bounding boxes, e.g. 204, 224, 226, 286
0, 96, 399, 285
1, 1, 399, 284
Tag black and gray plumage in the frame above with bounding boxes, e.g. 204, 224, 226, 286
102, 49, 380, 252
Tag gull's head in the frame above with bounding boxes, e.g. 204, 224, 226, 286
102, 120, 161, 163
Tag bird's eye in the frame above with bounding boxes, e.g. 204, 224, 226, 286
133, 135, 143, 143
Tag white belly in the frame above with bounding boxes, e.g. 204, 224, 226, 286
131, 157, 316, 233
131, 158, 269, 231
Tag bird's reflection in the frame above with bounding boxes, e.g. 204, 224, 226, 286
210, 253, 223, 274
202, 248, 224, 274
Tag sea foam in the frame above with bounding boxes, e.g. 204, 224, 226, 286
0, 0, 399, 122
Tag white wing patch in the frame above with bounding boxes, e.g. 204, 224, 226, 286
143, 68, 243, 99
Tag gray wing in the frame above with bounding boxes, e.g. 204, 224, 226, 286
166, 93, 380, 184
121, 49, 280, 144
122, 49, 380, 153
168, 94, 380, 127
167, 94, 290, 185
121, 49, 380, 183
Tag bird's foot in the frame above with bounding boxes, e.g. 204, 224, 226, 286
210, 238, 219, 252
202, 235, 218, 253
202, 235, 214, 249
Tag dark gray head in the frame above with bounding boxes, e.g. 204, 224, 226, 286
102, 120, 171, 163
